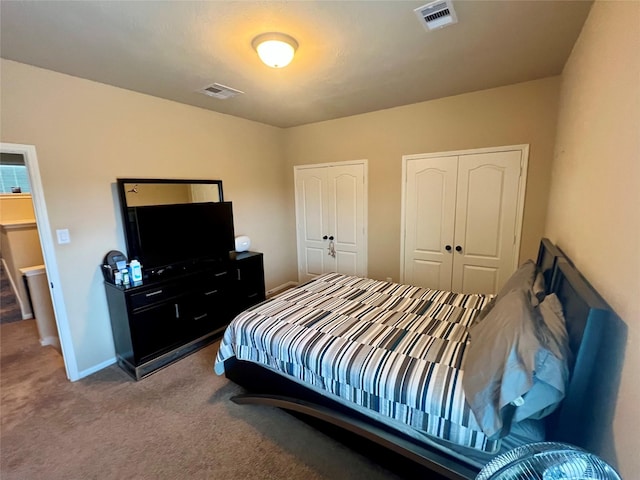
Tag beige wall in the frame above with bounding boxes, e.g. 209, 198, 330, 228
545, 1, 640, 477
0, 59, 297, 375
284, 77, 561, 282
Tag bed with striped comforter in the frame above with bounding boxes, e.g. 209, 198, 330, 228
215, 273, 498, 452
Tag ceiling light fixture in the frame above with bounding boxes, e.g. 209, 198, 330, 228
252, 32, 298, 68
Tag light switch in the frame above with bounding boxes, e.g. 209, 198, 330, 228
56, 229, 70, 244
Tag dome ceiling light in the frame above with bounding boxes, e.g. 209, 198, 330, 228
252, 32, 298, 68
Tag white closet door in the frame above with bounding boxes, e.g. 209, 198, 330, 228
451, 151, 522, 294
402, 146, 526, 294
295, 168, 331, 282
327, 164, 366, 278
402, 156, 457, 290
295, 162, 367, 283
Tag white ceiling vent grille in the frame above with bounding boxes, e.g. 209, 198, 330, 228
414, 0, 458, 31
198, 83, 244, 100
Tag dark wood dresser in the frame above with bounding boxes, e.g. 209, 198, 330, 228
105, 251, 265, 380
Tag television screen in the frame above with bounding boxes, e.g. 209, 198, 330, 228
129, 202, 235, 271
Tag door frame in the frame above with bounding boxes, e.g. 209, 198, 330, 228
1, 142, 77, 380
400, 144, 529, 284
293, 159, 369, 282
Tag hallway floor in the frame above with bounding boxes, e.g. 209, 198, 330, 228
0, 261, 23, 324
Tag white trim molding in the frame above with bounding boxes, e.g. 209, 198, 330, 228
266, 281, 299, 298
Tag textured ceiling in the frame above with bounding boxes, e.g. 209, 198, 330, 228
0, 1, 593, 128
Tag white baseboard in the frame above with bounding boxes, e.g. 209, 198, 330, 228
76, 357, 117, 380
266, 281, 298, 298
40, 335, 61, 352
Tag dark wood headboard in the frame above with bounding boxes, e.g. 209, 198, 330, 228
546, 258, 612, 447
536, 237, 565, 291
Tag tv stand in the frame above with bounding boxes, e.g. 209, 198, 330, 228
105, 251, 265, 380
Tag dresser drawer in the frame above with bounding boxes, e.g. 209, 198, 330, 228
129, 284, 181, 310
197, 269, 231, 285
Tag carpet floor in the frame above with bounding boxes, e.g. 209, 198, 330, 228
0, 320, 426, 480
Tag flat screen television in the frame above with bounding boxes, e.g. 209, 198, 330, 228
126, 201, 235, 273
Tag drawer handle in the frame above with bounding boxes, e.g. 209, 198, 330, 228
145, 290, 163, 297
194, 313, 208, 321
204, 290, 219, 296
214, 271, 227, 277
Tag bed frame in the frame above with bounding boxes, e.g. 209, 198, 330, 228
223, 238, 612, 479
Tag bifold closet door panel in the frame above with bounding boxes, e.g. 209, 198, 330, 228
295, 168, 333, 281
327, 164, 366, 278
451, 150, 521, 294
402, 156, 457, 291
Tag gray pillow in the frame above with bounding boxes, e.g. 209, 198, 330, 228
462, 288, 568, 438
535, 293, 572, 366
473, 260, 545, 325
532, 270, 546, 302
497, 259, 545, 304
512, 294, 570, 422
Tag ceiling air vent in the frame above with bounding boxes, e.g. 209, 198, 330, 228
414, 0, 458, 31
198, 83, 244, 100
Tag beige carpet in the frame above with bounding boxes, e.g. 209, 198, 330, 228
0, 320, 415, 480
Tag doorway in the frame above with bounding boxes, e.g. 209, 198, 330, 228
0, 143, 76, 380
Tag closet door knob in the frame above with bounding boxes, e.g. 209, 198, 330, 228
445, 245, 452, 252
329, 236, 334, 241
323, 235, 328, 240
455, 245, 463, 252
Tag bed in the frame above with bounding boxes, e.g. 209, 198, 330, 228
214, 239, 612, 479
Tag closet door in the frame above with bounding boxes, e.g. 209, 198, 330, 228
327, 164, 366, 278
451, 151, 522, 294
295, 168, 332, 282
295, 162, 367, 283
402, 156, 457, 290
402, 146, 526, 294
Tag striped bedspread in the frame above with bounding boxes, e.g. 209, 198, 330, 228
215, 273, 498, 453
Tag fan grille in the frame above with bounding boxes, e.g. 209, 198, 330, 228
477, 442, 622, 480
